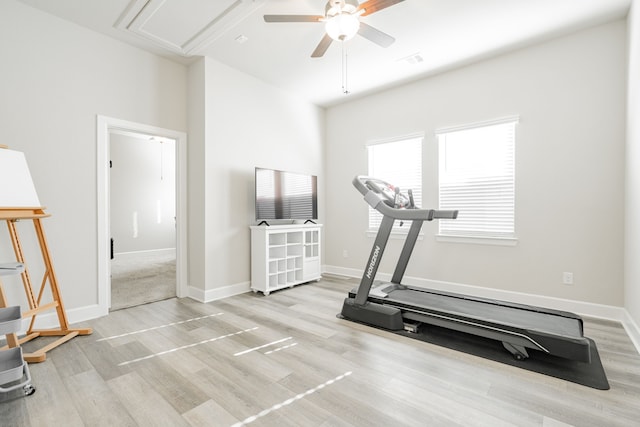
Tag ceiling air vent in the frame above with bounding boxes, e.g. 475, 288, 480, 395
398, 52, 424, 65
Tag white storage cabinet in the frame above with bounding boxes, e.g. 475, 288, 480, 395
250, 224, 322, 295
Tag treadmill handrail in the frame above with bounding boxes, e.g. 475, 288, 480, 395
354, 175, 458, 221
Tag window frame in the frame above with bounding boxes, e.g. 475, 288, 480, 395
435, 116, 519, 246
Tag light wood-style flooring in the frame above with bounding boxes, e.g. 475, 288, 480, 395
1, 275, 639, 426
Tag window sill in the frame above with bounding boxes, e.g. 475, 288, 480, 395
436, 234, 518, 246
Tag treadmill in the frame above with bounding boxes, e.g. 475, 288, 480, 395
340, 176, 592, 362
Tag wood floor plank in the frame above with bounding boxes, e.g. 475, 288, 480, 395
182, 399, 239, 427
63, 369, 137, 426
107, 371, 189, 426
40, 339, 90, 379
219, 295, 340, 339
135, 357, 209, 414
22, 357, 85, 427
0, 390, 31, 426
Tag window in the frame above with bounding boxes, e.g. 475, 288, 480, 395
367, 135, 423, 231
437, 117, 518, 240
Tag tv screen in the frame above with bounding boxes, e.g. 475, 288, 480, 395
255, 167, 318, 221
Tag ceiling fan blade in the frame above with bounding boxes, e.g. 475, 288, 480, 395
311, 33, 333, 58
357, 0, 405, 17
358, 22, 395, 48
264, 15, 324, 23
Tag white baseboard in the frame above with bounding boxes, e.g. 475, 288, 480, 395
323, 264, 640, 355
8, 303, 107, 337
187, 281, 251, 303
323, 265, 361, 279
324, 265, 624, 318
113, 248, 176, 260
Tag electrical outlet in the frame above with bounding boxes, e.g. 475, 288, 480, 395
343, 250, 348, 258
562, 272, 574, 285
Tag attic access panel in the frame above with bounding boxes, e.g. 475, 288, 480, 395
115, 0, 266, 56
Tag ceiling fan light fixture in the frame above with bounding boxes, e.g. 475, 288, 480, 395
325, 13, 360, 42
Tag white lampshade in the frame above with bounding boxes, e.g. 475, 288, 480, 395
325, 13, 360, 41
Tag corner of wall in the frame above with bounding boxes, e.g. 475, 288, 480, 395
187, 281, 251, 303
622, 310, 640, 355
626, 0, 640, 331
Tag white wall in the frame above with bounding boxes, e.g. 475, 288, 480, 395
186, 57, 324, 301
0, 1, 187, 318
626, 1, 640, 336
325, 20, 626, 309
110, 133, 176, 254
0, 0, 633, 332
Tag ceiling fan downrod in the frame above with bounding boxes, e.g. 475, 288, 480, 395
341, 41, 350, 95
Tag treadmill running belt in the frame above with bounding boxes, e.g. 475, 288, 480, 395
388, 288, 583, 337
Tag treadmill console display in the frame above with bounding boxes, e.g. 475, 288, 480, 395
364, 178, 412, 208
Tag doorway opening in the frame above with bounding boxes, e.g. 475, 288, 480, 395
110, 132, 176, 310
97, 116, 187, 315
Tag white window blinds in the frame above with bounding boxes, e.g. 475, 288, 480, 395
437, 117, 517, 238
367, 136, 423, 231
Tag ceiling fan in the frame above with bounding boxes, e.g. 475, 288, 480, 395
264, 0, 405, 58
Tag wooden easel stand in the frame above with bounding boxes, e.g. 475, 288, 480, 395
0, 207, 92, 362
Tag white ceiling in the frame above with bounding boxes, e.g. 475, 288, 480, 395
17, 0, 631, 107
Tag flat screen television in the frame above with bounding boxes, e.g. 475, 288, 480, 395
255, 167, 318, 223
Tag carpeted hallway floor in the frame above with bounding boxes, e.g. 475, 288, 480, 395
110, 249, 176, 311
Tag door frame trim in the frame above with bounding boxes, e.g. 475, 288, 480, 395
97, 115, 187, 313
